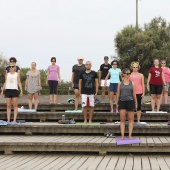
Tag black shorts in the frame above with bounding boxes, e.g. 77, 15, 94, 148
150, 84, 163, 95
109, 83, 118, 92
5, 89, 19, 98
73, 83, 78, 89
118, 100, 135, 111
136, 94, 142, 111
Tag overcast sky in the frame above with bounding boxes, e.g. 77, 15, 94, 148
0, 0, 170, 81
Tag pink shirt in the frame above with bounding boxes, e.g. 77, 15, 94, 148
47, 65, 60, 81
130, 73, 143, 94
162, 67, 170, 83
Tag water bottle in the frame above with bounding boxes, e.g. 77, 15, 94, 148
62, 115, 65, 121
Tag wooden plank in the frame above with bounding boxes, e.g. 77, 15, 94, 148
124, 156, 133, 170
78, 156, 96, 170
164, 156, 170, 169
152, 137, 162, 146
141, 156, 151, 170
50, 156, 75, 170
69, 155, 89, 170
139, 136, 147, 146
149, 156, 160, 170
159, 137, 169, 146
157, 157, 170, 170
146, 137, 155, 146
133, 156, 141, 170
87, 156, 104, 170
97, 155, 112, 170
114, 156, 126, 170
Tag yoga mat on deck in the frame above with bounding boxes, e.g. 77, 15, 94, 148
167, 121, 170, 125
75, 122, 101, 125
18, 109, 36, 113
65, 110, 82, 113
0, 121, 7, 126
145, 111, 167, 114
115, 137, 141, 145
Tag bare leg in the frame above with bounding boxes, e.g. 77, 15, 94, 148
151, 94, 156, 111
83, 107, 87, 123
74, 89, 79, 110
128, 111, 134, 139
164, 91, 168, 104
33, 93, 39, 110
50, 94, 53, 104
6, 98, 12, 122
115, 92, 118, 112
89, 107, 94, 123
109, 92, 114, 112
120, 109, 126, 139
137, 110, 141, 123
54, 94, 57, 104
156, 94, 162, 111
12, 97, 18, 122
28, 94, 33, 109
101, 86, 106, 102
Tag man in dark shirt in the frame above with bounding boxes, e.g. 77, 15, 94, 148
99, 56, 112, 102
71, 56, 85, 110
79, 61, 98, 123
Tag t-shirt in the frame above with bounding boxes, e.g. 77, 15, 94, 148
100, 64, 112, 79
109, 68, 121, 83
6, 66, 20, 73
80, 70, 98, 94
47, 65, 60, 81
149, 67, 163, 85
72, 64, 85, 83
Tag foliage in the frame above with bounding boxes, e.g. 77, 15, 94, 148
115, 17, 170, 77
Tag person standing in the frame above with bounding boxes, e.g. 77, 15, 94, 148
104, 60, 121, 113
161, 60, 170, 104
71, 56, 85, 110
25, 62, 42, 110
79, 61, 98, 123
6, 57, 20, 75
1, 63, 23, 123
46, 57, 61, 104
116, 68, 137, 140
147, 59, 166, 111
99, 56, 112, 103
130, 62, 145, 123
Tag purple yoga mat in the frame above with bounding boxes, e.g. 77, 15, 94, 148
115, 137, 141, 145
167, 121, 170, 125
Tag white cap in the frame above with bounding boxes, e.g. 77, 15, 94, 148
77, 56, 84, 60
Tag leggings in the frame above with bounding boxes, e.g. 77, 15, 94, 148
48, 80, 58, 94
136, 93, 142, 111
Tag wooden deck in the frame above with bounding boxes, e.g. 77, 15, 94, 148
1, 111, 170, 122
0, 122, 169, 135
0, 153, 170, 170
0, 135, 170, 155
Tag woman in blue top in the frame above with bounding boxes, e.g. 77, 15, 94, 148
105, 60, 121, 112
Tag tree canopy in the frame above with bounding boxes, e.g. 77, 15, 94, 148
115, 17, 170, 77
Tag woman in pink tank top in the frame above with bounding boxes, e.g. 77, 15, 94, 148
161, 60, 170, 104
130, 62, 145, 123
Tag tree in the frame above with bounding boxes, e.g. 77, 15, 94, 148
115, 17, 170, 77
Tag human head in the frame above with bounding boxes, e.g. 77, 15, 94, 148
51, 57, 56, 65
131, 61, 140, 72
31, 62, 36, 69
154, 59, 159, 67
9, 62, 15, 71
104, 56, 109, 63
161, 60, 166, 67
85, 61, 92, 70
9, 57, 17, 63
111, 60, 119, 69
77, 56, 84, 64
121, 68, 131, 78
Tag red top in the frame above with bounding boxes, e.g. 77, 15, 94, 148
149, 67, 163, 85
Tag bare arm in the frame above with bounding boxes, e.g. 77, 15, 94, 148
78, 79, 82, 97
71, 72, 75, 88
104, 72, 110, 86
98, 71, 102, 85
18, 74, 23, 95
38, 72, 42, 90
132, 82, 137, 109
25, 76, 28, 91
95, 78, 99, 98
46, 70, 49, 85
58, 68, 61, 85
147, 73, 151, 90
141, 73, 145, 97
116, 82, 121, 109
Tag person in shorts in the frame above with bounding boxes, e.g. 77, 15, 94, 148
1, 63, 23, 123
71, 56, 85, 110
116, 68, 137, 140
79, 61, 98, 123
161, 60, 170, 104
147, 59, 166, 111
99, 56, 112, 103
104, 60, 121, 112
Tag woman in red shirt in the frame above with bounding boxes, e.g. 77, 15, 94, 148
147, 59, 166, 111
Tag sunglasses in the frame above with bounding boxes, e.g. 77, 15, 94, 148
51, 61, 56, 62
161, 63, 166, 64
133, 67, 138, 68
10, 66, 14, 68
125, 73, 130, 75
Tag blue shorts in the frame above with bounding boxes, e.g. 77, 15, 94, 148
109, 83, 118, 92
73, 83, 78, 89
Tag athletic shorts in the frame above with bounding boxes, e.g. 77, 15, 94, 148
5, 89, 19, 98
73, 83, 78, 89
109, 83, 118, 92
100, 79, 110, 87
118, 100, 135, 111
82, 94, 95, 107
150, 84, 163, 95
136, 94, 142, 111
163, 82, 170, 92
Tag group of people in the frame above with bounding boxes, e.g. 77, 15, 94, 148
1, 56, 170, 139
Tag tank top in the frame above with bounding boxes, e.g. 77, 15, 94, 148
5, 72, 18, 90
130, 73, 143, 94
120, 81, 134, 101
162, 67, 170, 83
